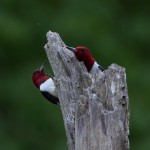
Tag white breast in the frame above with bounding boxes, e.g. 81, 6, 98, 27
89, 62, 99, 75
40, 78, 57, 97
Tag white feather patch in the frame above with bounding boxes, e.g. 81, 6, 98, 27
40, 78, 57, 97
89, 62, 99, 75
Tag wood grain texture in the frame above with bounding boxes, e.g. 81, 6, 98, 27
44, 31, 130, 150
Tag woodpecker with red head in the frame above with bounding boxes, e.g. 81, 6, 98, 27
32, 46, 103, 104
32, 63, 59, 104
66, 46, 104, 74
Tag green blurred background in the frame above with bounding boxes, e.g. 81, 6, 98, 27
0, 0, 150, 149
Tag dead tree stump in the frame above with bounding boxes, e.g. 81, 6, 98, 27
44, 31, 130, 150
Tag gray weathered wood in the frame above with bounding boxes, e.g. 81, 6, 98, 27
44, 31, 130, 150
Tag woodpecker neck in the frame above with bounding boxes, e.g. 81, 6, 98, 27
89, 61, 101, 75
83, 57, 96, 72
37, 77, 48, 88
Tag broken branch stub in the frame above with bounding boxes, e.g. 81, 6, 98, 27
44, 31, 130, 150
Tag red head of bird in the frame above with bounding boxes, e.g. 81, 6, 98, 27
32, 63, 48, 88
66, 46, 96, 72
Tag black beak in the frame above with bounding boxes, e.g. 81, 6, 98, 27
39, 61, 45, 71
66, 46, 77, 53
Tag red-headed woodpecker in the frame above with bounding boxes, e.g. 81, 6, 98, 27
32, 63, 59, 104
66, 46, 104, 75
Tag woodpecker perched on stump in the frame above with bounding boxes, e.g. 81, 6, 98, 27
32, 46, 104, 104
66, 46, 104, 75
32, 63, 59, 104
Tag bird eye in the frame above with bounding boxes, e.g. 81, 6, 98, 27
81, 49, 86, 52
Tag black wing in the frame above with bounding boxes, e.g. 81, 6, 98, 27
98, 65, 105, 72
41, 91, 59, 105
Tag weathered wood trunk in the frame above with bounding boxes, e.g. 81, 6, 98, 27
44, 31, 130, 150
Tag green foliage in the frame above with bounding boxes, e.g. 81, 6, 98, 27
0, 0, 150, 149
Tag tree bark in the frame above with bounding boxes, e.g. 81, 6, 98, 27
44, 31, 130, 150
